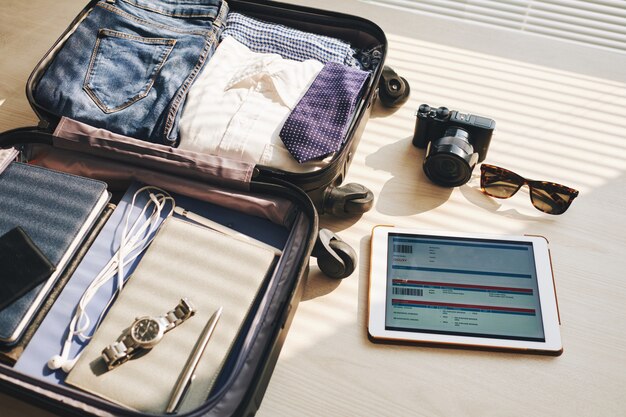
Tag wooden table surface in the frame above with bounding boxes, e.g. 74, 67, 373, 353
1, 1, 625, 416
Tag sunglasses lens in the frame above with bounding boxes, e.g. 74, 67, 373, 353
529, 183, 577, 215
481, 167, 521, 198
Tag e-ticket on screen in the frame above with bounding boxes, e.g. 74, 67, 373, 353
385, 233, 545, 341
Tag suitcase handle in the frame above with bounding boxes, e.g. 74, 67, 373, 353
0, 127, 53, 149
312, 229, 357, 279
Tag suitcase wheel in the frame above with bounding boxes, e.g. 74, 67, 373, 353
324, 183, 374, 216
313, 229, 357, 279
378, 65, 411, 108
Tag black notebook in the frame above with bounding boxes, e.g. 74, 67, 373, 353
0, 162, 109, 344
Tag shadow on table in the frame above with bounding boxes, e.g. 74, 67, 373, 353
301, 266, 342, 302
365, 136, 453, 216
370, 98, 404, 119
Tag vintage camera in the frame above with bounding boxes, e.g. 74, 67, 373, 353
412, 104, 495, 187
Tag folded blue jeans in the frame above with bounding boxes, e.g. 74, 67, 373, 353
34, 0, 227, 144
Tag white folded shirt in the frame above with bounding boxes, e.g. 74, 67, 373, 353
179, 36, 329, 172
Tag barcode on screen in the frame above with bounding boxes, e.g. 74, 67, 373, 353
392, 287, 423, 296
394, 244, 412, 254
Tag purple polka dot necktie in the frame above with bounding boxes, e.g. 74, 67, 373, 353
280, 62, 370, 163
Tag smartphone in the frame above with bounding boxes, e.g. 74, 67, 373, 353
0, 226, 56, 311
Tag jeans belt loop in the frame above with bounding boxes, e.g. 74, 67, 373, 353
213, 0, 229, 30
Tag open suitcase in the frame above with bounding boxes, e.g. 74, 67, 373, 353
0, 0, 387, 416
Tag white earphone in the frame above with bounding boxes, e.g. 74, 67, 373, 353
47, 354, 79, 373
47, 186, 175, 373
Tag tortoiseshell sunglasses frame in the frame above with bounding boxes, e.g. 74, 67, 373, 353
480, 164, 579, 214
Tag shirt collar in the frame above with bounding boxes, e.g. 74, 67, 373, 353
224, 55, 310, 110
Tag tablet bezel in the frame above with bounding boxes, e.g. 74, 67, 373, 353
368, 226, 562, 355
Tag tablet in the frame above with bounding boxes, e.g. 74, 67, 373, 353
368, 226, 562, 355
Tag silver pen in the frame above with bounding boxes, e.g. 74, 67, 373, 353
166, 306, 223, 414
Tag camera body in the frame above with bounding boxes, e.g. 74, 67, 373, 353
413, 104, 495, 187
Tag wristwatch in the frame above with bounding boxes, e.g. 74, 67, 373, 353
101, 298, 196, 370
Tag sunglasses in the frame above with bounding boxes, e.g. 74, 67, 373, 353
480, 164, 579, 215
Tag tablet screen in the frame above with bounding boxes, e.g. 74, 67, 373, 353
385, 233, 545, 342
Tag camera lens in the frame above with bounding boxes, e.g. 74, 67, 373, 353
423, 127, 479, 187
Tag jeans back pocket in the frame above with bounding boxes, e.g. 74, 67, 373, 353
84, 29, 176, 113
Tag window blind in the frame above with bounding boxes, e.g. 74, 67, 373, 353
364, 0, 626, 53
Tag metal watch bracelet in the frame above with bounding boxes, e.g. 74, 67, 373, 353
101, 298, 195, 370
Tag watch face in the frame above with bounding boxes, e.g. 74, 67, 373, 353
131, 318, 162, 345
